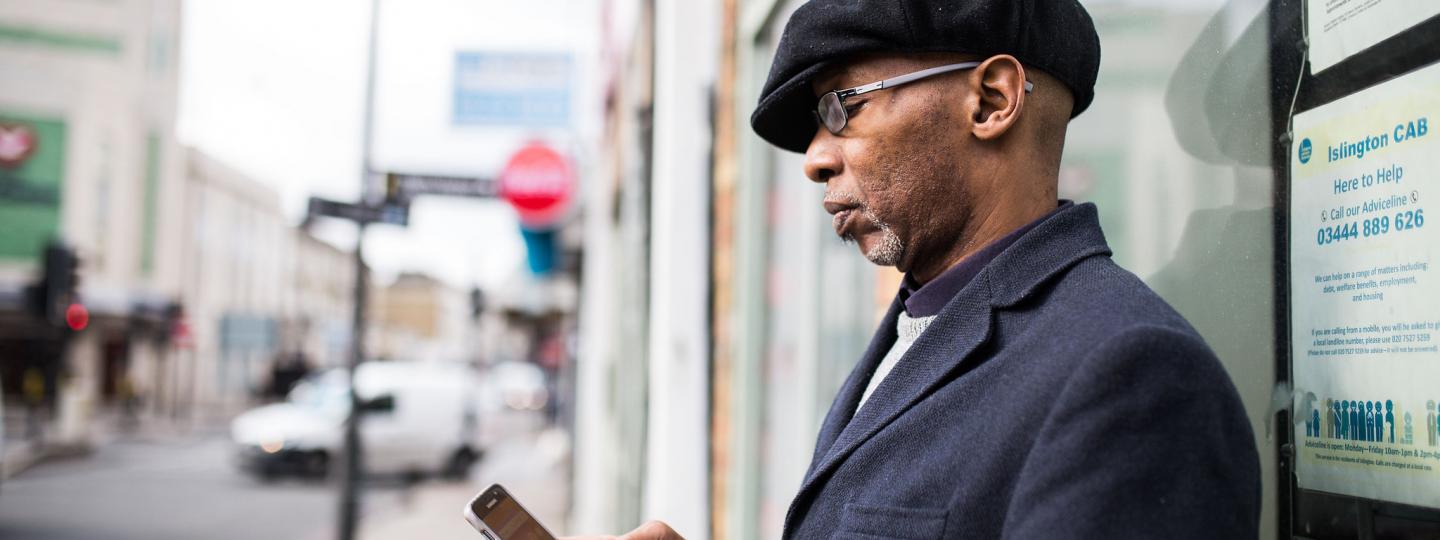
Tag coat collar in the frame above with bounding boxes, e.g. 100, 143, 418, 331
984, 202, 1112, 308
899, 201, 1073, 317
804, 293, 905, 479
783, 202, 1113, 537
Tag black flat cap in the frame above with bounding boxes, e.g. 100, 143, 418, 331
751, 0, 1102, 153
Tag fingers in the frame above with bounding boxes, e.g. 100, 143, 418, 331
620, 520, 684, 540
560, 519, 683, 540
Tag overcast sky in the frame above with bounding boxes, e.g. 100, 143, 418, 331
176, 0, 593, 290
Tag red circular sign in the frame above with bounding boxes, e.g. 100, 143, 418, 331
499, 143, 573, 227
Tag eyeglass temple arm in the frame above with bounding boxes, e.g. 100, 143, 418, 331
853, 61, 1034, 95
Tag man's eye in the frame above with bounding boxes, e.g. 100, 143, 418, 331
844, 101, 865, 115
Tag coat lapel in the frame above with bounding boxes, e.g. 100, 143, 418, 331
782, 202, 1114, 538
805, 295, 904, 478
785, 278, 998, 534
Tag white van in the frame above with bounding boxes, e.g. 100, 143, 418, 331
230, 361, 483, 480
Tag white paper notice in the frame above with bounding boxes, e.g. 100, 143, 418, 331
1291, 61, 1440, 508
1306, 0, 1440, 73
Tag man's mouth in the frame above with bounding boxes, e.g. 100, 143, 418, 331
832, 208, 857, 236
823, 198, 861, 237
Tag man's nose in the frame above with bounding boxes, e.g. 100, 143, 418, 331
803, 131, 842, 184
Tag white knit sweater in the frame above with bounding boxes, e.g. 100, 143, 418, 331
857, 311, 937, 410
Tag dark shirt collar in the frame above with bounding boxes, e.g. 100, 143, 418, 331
899, 201, 1074, 317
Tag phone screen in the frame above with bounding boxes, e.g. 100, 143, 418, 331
469, 484, 555, 540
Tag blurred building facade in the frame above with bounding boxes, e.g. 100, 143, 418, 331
0, 0, 186, 449
574, 0, 666, 532
370, 271, 471, 363
0, 0, 366, 449
290, 226, 357, 371
572, 0, 1280, 539
179, 149, 294, 411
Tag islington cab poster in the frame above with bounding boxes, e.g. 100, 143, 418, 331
1291, 61, 1440, 507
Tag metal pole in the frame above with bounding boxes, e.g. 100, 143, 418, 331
338, 0, 381, 537
338, 228, 369, 540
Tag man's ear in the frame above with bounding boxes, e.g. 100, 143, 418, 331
969, 55, 1026, 141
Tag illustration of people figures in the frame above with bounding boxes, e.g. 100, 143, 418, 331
1404, 411, 1414, 445
1375, 401, 1384, 441
1349, 400, 1359, 441
1352, 400, 1363, 441
1341, 401, 1351, 440
1359, 400, 1369, 441
1386, 400, 1396, 443
1372, 401, 1382, 442
1349, 400, 1360, 441
1366, 401, 1376, 442
1338, 400, 1347, 440
1428, 400, 1437, 447
1304, 392, 1319, 437
1350, 401, 1357, 441
1325, 398, 1335, 438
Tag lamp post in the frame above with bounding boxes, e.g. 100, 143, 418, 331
337, 0, 381, 538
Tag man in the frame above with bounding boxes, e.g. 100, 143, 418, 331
580, 0, 1260, 538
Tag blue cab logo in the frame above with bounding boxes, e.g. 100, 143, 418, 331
1298, 138, 1312, 164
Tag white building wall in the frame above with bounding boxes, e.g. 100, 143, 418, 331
0, 0, 181, 292
574, 196, 619, 533
642, 0, 720, 537
292, 230, 356, 369
181, 149, 294, 413
572, 0, 641, 535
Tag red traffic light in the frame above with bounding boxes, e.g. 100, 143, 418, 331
65, 303, 88, 331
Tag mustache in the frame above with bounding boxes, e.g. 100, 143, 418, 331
826, 190, 863, 244
823, 190, 863, 208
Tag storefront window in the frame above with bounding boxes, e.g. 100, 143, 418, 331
728, 0, 1440, 537
1063, 0, 1278, 532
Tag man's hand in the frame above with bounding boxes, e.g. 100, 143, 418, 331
561, 520, 684, 540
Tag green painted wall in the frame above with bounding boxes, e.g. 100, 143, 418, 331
0, 113, 66, 262
140, 132, 160, 276
0, 23, 122, 56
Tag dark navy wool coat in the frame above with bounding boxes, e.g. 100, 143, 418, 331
784, 203, 1261, 539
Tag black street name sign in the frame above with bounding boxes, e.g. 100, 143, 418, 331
386, 173, 497, 202
307, 196, 409, 226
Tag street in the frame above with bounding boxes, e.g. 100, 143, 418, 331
0, 410, 569, 539
0, 429, 401, 540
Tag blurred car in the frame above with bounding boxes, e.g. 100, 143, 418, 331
229, 361, 483, 480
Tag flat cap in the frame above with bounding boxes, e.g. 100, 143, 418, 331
751, 0, 1102, 153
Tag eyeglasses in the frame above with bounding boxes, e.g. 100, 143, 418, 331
814, 61, 1034, 135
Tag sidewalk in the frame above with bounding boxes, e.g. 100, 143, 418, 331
358, 424, 572, 539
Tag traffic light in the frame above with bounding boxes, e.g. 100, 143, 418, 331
23, 282, 44, 319
43, 243, 79, 325
470, 287, 486, 320
25, 242, 81, 328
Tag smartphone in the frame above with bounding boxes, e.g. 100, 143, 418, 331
463, 483, 556, 540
